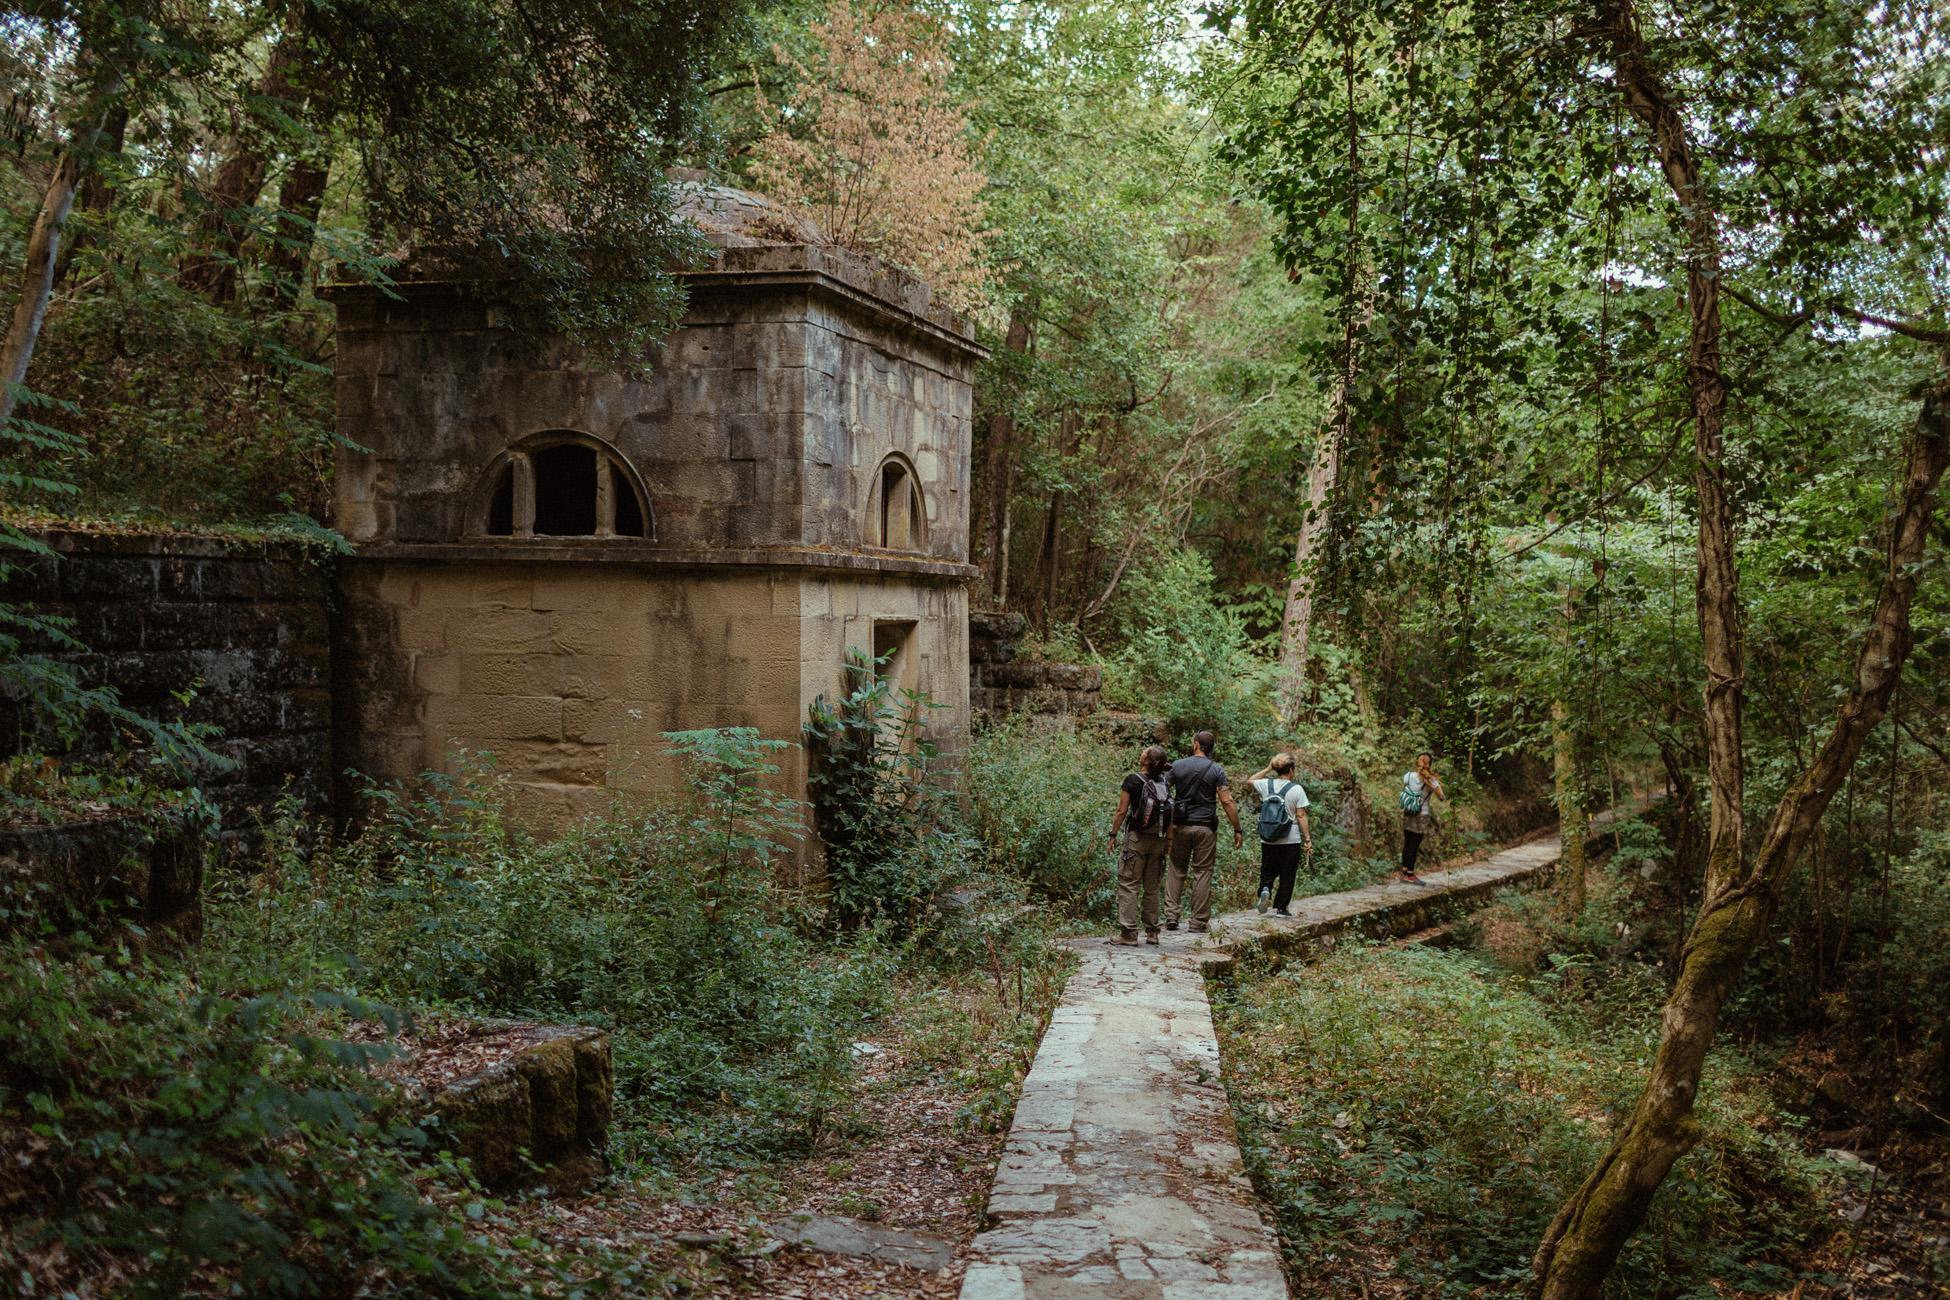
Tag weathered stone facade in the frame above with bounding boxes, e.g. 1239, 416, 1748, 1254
330, 187, 983, 832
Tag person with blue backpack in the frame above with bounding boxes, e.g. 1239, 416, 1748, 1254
1399, 751, 1445, 882
1247, 752, 1313, 916
1107, 744, 1173, 945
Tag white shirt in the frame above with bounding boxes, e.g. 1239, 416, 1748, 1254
1251, 776, 1311, 845
1403, 771, 1439, 814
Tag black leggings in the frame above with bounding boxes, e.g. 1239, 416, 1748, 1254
1258, 841, 1303, 910
1402, 829, 1426, 874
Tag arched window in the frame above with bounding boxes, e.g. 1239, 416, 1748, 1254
478, 432, 651, 540
874, 455, 927, 551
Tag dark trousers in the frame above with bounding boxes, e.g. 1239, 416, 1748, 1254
1258, 841, 1302, 911
1402, 829, 1426, 874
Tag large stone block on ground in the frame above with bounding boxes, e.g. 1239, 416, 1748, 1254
408, 1022, 613, 1192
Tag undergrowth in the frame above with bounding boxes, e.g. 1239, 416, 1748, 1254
1218, 942, 1836, 1299
3, 727, 1071, 1295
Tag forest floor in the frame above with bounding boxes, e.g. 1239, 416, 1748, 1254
477, 982, 1057, 1297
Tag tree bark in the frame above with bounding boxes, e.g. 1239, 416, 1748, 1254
980, 312, 1031, 602
1277, 32, 1372, 726
49, 102, 126, 290
1532, 374, 1950, 1295
0, 86, 121, 434
180, 39, 301, 302
261, 154, 330, 301
1553, 580, 1589, 914
1552, 697, 1588, 915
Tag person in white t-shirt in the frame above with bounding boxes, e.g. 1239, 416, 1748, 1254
1400, 751, 1444, 882
1246, 752, 1312, 917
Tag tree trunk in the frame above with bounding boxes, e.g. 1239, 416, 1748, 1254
49, 103, 126, 290
1552, 580, 1589, 913
262, 154, 330, 301
980, 312, 1031, 602
0, 86, 122, 434
1278, 32, 1372, 726
1278, 417, 1342, 723
1552, 696, 1588, 915
1035, 407, 1079, 632
1529, 1, 1950, 1289
1531, 376, 1950, 1296
180, 40, 301, 302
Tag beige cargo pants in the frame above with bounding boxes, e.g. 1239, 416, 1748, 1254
1117, 831, 1169, 935
1166, 824, 1217, 931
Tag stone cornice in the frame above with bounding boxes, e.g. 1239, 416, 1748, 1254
352, 541, 978, 582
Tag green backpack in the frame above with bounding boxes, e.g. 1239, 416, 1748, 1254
1398, 779, 1425, 814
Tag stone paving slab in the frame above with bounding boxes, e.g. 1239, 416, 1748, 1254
960, 830, 1579, 1299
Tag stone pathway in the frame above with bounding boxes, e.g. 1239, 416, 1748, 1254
959, 830, 1572, 1299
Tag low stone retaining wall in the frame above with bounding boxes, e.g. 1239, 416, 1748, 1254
0, 808, 209, 943
0, 530, 334, 845
969, 610, 1101, 722
415, 1025, 614, 1192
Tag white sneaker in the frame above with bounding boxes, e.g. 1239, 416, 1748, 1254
1255, 886, 1271, 914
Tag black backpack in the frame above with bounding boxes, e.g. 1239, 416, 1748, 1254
1131, 774, 1174, 836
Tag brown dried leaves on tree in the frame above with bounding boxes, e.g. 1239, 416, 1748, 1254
751, 0, 994, 315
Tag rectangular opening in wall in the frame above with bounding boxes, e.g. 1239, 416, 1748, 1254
871, 619, 919, 695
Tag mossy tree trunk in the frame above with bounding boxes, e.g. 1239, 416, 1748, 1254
1529, 0, 1950, 1291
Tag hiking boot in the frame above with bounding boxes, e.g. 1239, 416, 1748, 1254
1115, 929, 1139, 946
1165, 920, 1179, 931
1399, 870, 1420, 884
1255, 886, 1271, 914
1145, 931, 1160, 945
1273, 907, 1292, 918
1188, 925, 1208, 934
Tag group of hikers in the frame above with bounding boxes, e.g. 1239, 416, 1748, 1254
1106, 730, 1446, 945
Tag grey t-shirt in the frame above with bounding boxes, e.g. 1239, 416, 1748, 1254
1168, 755, 1228, 827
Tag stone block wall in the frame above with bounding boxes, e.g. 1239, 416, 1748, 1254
336, 557, 970, 848
0, 531, 333, 841
330, 242, 978, 565
969, 610, 1102, 722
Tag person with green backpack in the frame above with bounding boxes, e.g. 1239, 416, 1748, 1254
1247, 752, 1312, 916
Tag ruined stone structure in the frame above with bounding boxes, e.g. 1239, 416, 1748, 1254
968, 610, 1103, 723
329, 185, 983, 827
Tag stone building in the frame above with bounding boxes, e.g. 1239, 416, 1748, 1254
328, 184, 983, 831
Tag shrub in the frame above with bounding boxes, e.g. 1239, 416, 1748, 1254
1103, 549, 1280, 753
966, 719, 1126, 915
805, 653, 975, 932
209, 733, 898, 1166
0, 924, 638, 1297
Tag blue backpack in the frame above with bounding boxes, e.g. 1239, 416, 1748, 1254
1399, 778, 1426, 814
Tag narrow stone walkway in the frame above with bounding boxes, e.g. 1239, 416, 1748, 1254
960, 831, 1571, 1299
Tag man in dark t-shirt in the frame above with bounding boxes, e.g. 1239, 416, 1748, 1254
1165, 730, 1242, 932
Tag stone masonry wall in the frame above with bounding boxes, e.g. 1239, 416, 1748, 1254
0, 531, 333, 843
969, 610, 1101, 723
